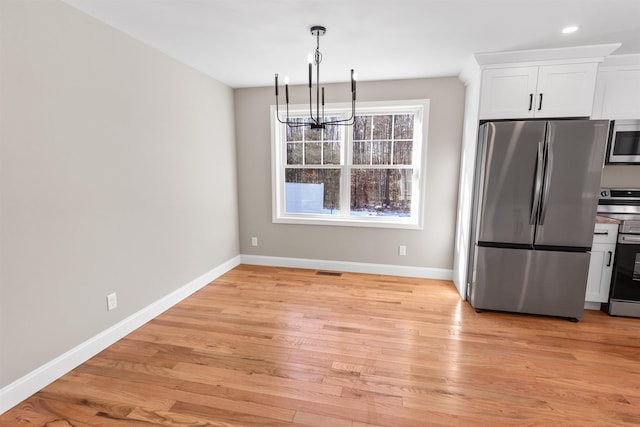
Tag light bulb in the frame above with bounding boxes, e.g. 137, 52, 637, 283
284, 76, 290, 85
562, 26, 579, 34
307, 53, 314, 64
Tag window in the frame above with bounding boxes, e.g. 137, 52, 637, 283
271, 100, 429, 229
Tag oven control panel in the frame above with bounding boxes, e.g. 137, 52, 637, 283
600, 188, 640, 200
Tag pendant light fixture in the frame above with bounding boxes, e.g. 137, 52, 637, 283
274, 25, 356, 130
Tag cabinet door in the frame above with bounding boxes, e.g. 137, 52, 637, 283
535, 63, 598, 118
586, 243, 615, 303
599, 69, 640, 119
479, 67, 538, 119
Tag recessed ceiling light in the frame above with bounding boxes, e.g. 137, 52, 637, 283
562, 26, 579, 34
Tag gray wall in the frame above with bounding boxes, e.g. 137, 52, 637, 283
0, 0, 239, 387
235, 78, 465, 270
601, 165, 640, 188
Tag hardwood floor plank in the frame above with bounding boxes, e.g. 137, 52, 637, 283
169, 401, 294, 426
292, 410, 352, 427
2, 265, 639, 426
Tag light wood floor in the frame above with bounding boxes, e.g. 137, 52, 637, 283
2, 265, 640, 426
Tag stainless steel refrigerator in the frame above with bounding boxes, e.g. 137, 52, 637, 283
468, 119, 609, 320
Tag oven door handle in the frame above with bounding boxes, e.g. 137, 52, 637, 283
619, 235, 640, 244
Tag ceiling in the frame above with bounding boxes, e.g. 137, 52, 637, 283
62, 0, 640, 88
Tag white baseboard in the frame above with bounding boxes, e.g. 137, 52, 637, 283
240, 254, 453, 281
0, 255, 241, 415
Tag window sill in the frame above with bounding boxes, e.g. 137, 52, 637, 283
272, 215, 423, 230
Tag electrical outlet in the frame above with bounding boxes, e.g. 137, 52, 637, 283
251, 236, 258, 247
399, 245, 407, 256
106, 292, 118, 311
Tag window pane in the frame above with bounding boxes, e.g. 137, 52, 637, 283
287, 143, 303, 164
323, 141, 341, 165
353, 141, 371, 165
393, 141, 413, 165
371, 141, 392, 165
350, 168, 413, 217
286, 120, 304, 142
394, 114, 414, 139
324, 123, 342, 141
353, 116, 372, 141
372, 115, 392, 140
304, 142, 322, 164
285, 168, 341, 214
304, 127, 322, 141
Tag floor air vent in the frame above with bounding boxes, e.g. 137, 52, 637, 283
316, 271, 342, 277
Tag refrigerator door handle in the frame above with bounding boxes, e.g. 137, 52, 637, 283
530, 141, 544, 225
539, 136, 554, 225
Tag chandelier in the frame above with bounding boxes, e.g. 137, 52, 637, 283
274, 25, 356, 130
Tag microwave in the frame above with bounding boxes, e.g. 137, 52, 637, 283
606, 120, 640, 165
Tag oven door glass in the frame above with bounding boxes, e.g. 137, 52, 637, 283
610, 242, 640, 301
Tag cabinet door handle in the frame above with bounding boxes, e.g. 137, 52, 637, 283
538, 93, 543, 111
607, 251, 613, 267
594, 231, 609, 235
528, 94, 533, 111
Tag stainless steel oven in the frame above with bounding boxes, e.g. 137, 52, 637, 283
599, 189, 640, 317
606, 120, 640, 165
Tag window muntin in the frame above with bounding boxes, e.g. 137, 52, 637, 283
272, 100, 428, 229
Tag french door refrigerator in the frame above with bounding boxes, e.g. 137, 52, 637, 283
468, 119, 609, 319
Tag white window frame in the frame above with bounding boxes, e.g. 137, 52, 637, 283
270, 99, 430, 229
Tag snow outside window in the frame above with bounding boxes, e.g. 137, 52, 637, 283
271, 100, 429, 229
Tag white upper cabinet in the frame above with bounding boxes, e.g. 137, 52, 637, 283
479, 67, 538, 119
592, 68, 640, 119
479, 63, 598, 120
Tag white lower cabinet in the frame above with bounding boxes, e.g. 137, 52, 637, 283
585, 223, 618, 303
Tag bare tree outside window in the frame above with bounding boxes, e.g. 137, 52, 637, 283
351, 113, 414, 217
